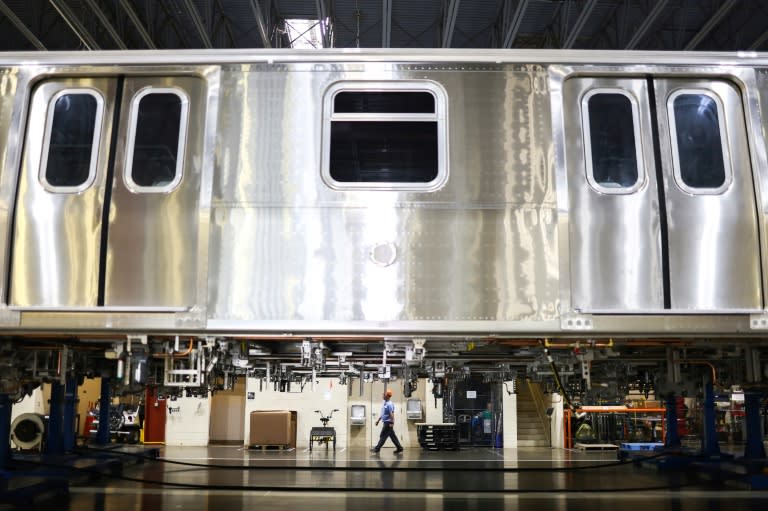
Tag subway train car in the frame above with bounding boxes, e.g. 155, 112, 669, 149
0, 50, 767, 394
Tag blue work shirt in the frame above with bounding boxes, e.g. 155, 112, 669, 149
380, 400, 395, 424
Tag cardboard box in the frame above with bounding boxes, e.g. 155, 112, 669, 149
249, 411, 297, 447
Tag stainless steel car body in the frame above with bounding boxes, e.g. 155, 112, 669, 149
0, 50, 766, 337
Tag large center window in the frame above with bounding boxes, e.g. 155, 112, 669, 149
322, 81, 447, 191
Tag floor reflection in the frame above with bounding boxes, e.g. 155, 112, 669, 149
16, 446, 767, 511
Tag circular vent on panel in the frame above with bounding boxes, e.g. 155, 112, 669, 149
10, 413, 45, 450
370, 242, 397, 267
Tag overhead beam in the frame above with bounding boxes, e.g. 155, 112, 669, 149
749, 29, 768, 51
49, 0, 101, 50
119, 0, 156, 48
382, 0, 392, 48
213, 0, 237, 48
157, 0, 190, 47
563, 0, 597, 49
0, 0, 47, 50
82, 0, 127, 49
179, 0, 213, 48
502, 0, 529, 48
248, 0, 271, 48
684, 0, 739, 50
625, 0, 668, 50
442, 0, 461, 48
316, 0, 332, 48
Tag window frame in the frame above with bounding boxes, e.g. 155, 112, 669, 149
39, 88, 105, 194
667, 88, 732, 195
123, 86, 190, 194
321, 80, 448, 191
580, 88, 645, 195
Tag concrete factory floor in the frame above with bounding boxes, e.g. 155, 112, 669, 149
5, 446, 767, 510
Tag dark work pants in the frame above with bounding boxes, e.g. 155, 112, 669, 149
375, 422, 403, 450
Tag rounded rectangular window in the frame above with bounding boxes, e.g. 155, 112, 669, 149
668, 91, 729, 193
322, 81, 447, 191
124, 88, 189, 193
581, 89, 642, 193
330, 121, 438, 183
41, 90, 104, 192
334, 91, 436, 114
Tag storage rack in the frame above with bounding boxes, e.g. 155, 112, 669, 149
416, 423, 459, 450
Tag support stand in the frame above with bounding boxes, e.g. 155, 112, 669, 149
0, 393, 69, 505
700, 382, 720, 458
63, 377, 77, 452
0, 394, 11, 472
45, 382, 64, 456
96, 378, 111, 445
743, 391, 766, 460
664, 392, 680, 449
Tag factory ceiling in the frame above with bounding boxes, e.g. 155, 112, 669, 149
0, 0, 765, 52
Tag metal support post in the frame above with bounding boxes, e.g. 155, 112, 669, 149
700, 382, 720, 457
664, 392, 680, 448
96, 378, 111, 445
46, 382, 65, 455
743, 392, 766, 460
0, 394, 11, 471
63, 377, 78, 452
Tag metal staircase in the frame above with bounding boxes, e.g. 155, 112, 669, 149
516, 379, 551, 448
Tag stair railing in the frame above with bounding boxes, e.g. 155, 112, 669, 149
526, 379, 552, 446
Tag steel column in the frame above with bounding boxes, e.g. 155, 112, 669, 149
48, 0, 101, 50
441, 0, 461, 48
315, 0, 331, 48
248, 0, 271, 48
0, 394, 10, 470
46, 382, 65, 455
63, 377, 78, 452
743, 392, 766, 459
0, 0, 47, 50
700, 382, 720, 457
96, 377, 111, 445
382, 0, 392, 48
667, 349, 681, 384
664, 393, 680, 448
746, 348, 762, 383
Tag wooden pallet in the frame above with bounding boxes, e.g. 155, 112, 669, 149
248, 444, 291, 451
575, 443, 618, 451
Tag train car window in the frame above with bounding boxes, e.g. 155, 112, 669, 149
668, 91, 730, 193
124, 88, 189, 193
322, 81, 447, 190
329, 120, 438, 183
334, 91, 435, 113
40, 90, 104, 193
581, 89, 643, 194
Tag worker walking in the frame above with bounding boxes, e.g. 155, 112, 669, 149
372, 389, 404, 454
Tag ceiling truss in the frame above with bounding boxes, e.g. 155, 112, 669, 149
0, 1, 765, 52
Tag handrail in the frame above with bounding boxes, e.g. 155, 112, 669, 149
525, 379, 551, 446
